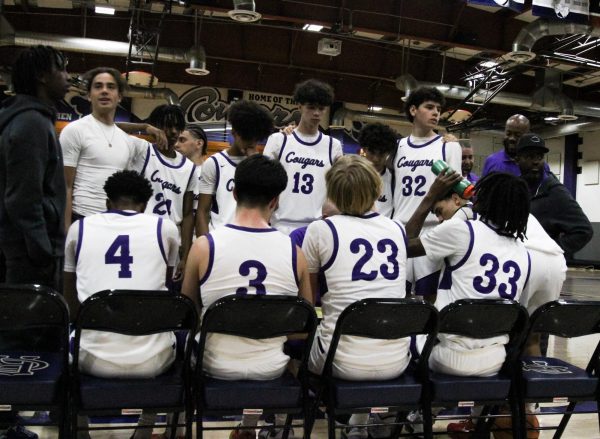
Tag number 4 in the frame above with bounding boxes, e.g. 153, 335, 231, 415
105, 235, 133, 278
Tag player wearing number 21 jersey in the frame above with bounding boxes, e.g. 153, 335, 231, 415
64, 171, 180, 378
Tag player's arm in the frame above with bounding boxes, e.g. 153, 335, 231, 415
295, 246, 313, 305
116, 122, 167, 150
262, 132, 284, 160
64, 166, 76, 233
195, 158, 217, 236
182, 237, 209, 314
446, 141, 463, 172
549, 185, 593, 254
331, 138, 344, 163
407, 237, 426, 258
63, 222, 79, 322
176, 191, 195, 280
196, 194, 212, 237
405, 170, 462, 238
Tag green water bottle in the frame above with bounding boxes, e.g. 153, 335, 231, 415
431, 159, 475, 199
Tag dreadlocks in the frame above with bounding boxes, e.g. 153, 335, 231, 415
148, 104, 185, 132
474, 172, 530, 241
12, 46, 67, 96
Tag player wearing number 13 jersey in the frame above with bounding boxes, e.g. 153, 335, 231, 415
64, 170, 180, 378
183, 155, 312, 381
263, 79, 343, 235
409, 172, 531, 376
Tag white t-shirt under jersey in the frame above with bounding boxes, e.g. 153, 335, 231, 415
198, 151, 244, 231
60, 115, 150, 216
263, 130, 343, 233
303, 212, 409, 377
64, 210, 180, 375
392, 134, 462, 226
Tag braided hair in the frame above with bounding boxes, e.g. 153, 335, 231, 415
474, 172, 529, 241
12, 46, 67, 96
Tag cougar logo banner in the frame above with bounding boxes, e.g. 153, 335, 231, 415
0, 355, 50, 376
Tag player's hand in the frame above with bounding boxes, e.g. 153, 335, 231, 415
428, 168, 463, 200
173, 259, 185, 281
146, 124, 168, 151
442, 133, 459, 143
280, 123, 296, 135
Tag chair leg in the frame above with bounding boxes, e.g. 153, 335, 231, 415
553, 401, 577, 439
195, 399, 203, 439
281, 414, 293, 439
421, 405, 434, 439
473, 405, 491, 439
327, 408, 336, 439
509, 397, 523, 439
168, 412, 178, 439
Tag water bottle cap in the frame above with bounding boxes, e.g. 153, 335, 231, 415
463, 184, 475, 199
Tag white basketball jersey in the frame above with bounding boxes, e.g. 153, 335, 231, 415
208, 152, 237, 231
73, 211, 178, 367
140, 146, 197, 226
436, 219, 531, 310
199, 224, 299, 379
271, 132, 336, 231
392, 135, 462, 226
375, 168, 395, 218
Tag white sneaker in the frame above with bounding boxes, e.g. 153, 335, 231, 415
406, 410, 424, 435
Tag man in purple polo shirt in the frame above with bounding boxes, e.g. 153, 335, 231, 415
461, 145, 478, 184
481, 114, 530, 177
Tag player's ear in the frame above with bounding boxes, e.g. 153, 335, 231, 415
232, 188, 238, 202
139, 202, 147, 213
268, 196, 279, 211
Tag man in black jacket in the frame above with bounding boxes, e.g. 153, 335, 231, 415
516, 133, 593, 256
0, 45, 70, 291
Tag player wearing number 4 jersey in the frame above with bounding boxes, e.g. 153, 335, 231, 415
263, 79, 343, 235
407, 172, 531, 377
64, 170, 180, 378
392, 87, 462, 297
303, 155, 408, 439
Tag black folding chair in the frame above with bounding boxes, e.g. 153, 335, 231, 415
0, 284, 70, 437
423, 299, 529, 439
193, 294, 317, 439
71, 290, 197, 438
517, 299, 600, 439
311, 297, 439, 439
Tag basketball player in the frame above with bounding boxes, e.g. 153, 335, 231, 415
357, 122, 398, 217
263, 79, 344, 235
175, 125, 207, 223
63, 170, 179, 439
196, 100, 274, 236
406, 172, 531, 436
302, 155, 408, 439
129, 105, 198, 281
60, 67, 164, 231
392, 87, 462, 299
183, 154, 311, 439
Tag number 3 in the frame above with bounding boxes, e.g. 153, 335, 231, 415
236, 260, 268, 296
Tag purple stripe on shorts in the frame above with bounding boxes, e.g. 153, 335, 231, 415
75, 217, 84, 264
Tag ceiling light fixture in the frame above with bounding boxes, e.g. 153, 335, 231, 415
480, 60, 498, 68
95, 6, 115, 15
368, 105, 383, 112
303, 24, 324, 32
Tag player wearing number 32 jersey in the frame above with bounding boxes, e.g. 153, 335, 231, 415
183, 155, 312, 381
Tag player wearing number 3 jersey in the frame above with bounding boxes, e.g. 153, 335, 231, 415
183, 154, 312, 381
263, 79, 343, 235
408, 172, 531, 376
63, 170, 180, 378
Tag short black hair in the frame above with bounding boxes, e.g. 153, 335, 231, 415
293, 79, 334, 106
12, 46, 67, 96
185, 124, 208, 155
358, 123, 398, 156
227, 100, 274, 142
148, 104, 185, 131
404, 87, 445, 123
83, 67, 127, 94
474, 172, 529, 241
234, 155, 288, 207
104, 170, 153, 205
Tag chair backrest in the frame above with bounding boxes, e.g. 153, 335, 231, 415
323, 298, 439, 377
528, 300, 600, 338
0, 284, 69, 331
196, 294, 317, 375
200, 294, 317, 339
75, 289, 197, 335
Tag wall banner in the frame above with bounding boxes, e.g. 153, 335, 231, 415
532, 0, 590, 22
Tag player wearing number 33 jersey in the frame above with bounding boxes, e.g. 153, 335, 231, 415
64, 205, 180, 377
